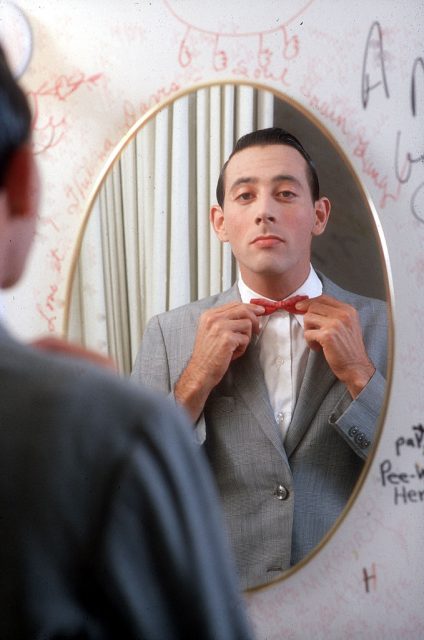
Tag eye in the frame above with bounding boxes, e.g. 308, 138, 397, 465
236, 191, 254, 201
278, 190, 296, 199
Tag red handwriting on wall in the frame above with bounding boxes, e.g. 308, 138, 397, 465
63, 76, 183, 219
28, 71, 103, 155
179, 28, 296, 85
110, 23, 146, 43
352, 134, 403, 208
123, 81, 182, 126
164, 0, 309, 86
36, 284, 58, 332
45, 284, 58, 311
302, 79, 403, 209
65, 157, 98, 216
39, 216, 60, 233
49, 249, 65, 274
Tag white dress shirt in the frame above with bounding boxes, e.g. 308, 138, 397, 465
238, 267, 322, 439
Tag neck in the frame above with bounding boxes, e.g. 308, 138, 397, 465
240, 268, 310, 301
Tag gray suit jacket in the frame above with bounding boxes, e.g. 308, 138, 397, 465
0, 322, 253, 639
132, 273, 388, 590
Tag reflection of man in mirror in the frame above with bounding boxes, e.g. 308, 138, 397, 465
0, 47, 253, 639
133, 128, 388, 590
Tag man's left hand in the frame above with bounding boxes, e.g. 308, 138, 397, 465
295, 294, 375, 398
31, 336, 118, 372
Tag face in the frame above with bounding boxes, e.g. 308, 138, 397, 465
211, 144, 330, 297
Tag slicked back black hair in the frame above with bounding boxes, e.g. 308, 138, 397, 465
216, 127, 320, 207
0, 46, 32, 186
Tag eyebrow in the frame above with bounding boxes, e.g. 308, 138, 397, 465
229, 174, 303, 193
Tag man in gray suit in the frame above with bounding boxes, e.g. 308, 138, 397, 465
0, 47, 254, 639
132, 128, 388, 590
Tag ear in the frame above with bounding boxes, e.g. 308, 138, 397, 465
312, 196, 331, 237
0, 145, 39, 289
4, 144, 39, 221
210, 204, 228, 242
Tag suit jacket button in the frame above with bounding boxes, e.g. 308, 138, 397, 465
348, 426, 359, 436
274, 484, 289, 500
328, 413, 337, 424
355, 433, 370, 449
354, 432, 365, 445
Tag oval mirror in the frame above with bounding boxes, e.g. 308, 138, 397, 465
64, 80, 392, 590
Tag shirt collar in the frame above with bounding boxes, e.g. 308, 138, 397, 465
237, 266, 323, 327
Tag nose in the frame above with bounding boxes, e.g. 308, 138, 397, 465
255, 211, 276, 224
254, 194, 277, 224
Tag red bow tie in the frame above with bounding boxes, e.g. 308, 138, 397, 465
250, 295, 309, 316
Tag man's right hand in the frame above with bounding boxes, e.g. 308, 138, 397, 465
174, 301, 264, 422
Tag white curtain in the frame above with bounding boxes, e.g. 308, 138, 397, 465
68, 85, 274, 374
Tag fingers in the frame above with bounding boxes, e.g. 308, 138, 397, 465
230, 331, 252, 360
306, 338, 322, 352
215, 300, 266, 321
190, 301, 265, 382
174, 303, 262, 420
298, 295, 376, 396
295, 294, 351, 316
31, 336, 118, 371
200, 301, 265, 336
301, 296, 358, 347
297, 295, 359, 334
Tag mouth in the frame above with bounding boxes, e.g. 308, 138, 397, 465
250, 235, 284, 248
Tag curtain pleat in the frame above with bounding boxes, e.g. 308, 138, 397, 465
196, 88, 210, 300
151, 112, 169, 317
169, 96, 191, 309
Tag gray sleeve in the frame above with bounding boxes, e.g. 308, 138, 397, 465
326, 294, 388, 460
131, 315, 207, 444
329, 368, 386, 460
94, 400, 254, 640
131, 315, 172, 396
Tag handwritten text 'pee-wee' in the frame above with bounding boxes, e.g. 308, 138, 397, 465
380, 423, 424, 505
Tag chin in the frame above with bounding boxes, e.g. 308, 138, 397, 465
253, 261, 291, 277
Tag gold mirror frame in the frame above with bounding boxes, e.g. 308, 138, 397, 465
63, 79, 394, 590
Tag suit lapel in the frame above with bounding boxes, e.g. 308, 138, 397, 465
284, 274, 339, 457
213, 285, 285, 456
284, 347, 337, 457
216, 284, 285, 456
211, 283, 240, 307
231, 339, 286, 457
